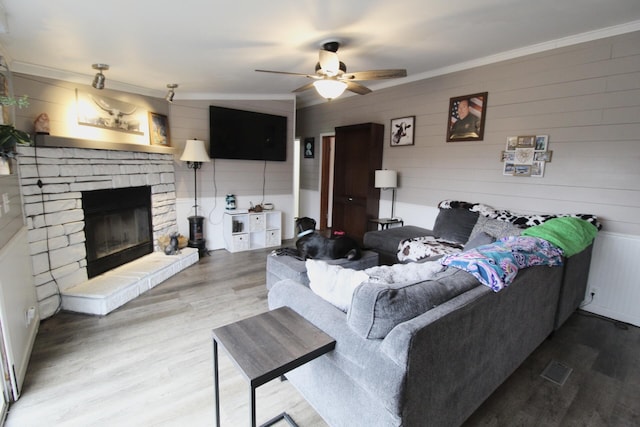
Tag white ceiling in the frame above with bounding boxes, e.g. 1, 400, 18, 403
1, 0, 640, 107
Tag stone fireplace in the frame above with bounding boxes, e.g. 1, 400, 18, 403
17, 135, 193, 318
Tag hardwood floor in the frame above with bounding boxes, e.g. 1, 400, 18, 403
6, 246, 639, 426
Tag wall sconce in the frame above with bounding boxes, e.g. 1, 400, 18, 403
166, 83, 178, 102
91, 63, 109, 89
313, 79, 347, 100
180, 139, 210, 254
375, 169, 398, 219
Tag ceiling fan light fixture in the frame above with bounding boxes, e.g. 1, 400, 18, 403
313, 79, 347, 100
91, 63, 109, 89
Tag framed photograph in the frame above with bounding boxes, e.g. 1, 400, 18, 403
535, 135, 549, 151
76, 89, 144, 135
514, 164, 532, 177
446, 92, 488, 142
303, 137, 315, 158
390, 116, 415, 146
517, 135, 535, 148
531, 161, 545, 177
148, 112, 170, 146
534, 150, 553, 162
503, 162, 515, 176
501, 151, 515, 162
506, 136, 518, 151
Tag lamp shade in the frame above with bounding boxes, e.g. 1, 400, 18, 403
375, 170, 397, 189
313, 79, 347, 100
180, 139, 210, 163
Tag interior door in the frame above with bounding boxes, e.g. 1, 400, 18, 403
331, 123, 383, 243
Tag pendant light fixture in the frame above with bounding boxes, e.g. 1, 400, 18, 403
166, 83, 178, 102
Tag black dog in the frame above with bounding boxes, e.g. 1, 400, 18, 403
275, 217, 361, 261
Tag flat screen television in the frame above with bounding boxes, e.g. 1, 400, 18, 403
209, 106, 287, 161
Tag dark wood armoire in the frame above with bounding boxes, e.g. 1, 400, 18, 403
331, 122, 384, 244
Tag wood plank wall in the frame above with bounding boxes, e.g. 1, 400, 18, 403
296, 31, 640, 236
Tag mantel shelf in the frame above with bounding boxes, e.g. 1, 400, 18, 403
34, 134, 178, 155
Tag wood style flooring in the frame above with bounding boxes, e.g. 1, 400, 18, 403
6, 245, 640, 427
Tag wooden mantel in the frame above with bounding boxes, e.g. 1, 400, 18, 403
34, 134, 179, 155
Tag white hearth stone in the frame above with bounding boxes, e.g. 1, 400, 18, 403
61, 248, 199, 316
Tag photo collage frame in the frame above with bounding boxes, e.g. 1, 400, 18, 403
501, 135, 552, 177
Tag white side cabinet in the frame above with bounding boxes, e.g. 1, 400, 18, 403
223, 210, 282, 252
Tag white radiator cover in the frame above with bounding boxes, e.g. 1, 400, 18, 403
583, 231, 640, 327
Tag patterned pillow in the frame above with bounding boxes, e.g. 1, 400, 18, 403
468, 216, 523, 242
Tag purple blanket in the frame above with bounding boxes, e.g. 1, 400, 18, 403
441, 236, 564, 292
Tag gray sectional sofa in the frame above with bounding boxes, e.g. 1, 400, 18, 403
267, 201, 598, 426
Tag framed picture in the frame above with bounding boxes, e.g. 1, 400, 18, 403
501, 151, 515, 162
446, 92, 488, 142
514, 164, 532, 177
534, 150, 553, 162
517, 135, 536, 148
535, 135, 549, 151
303, 137, 315, 158
76, 89, 144, 135
390, 116, 415, 146
503, 162, 515, 176
531, 161, 545, 177
148, 112, 170, 146
506, 136, 518, 151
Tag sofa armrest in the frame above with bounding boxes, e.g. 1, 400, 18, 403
268, 279, 406, 415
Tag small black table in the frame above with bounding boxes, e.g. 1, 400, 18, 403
370, 217, 404, 230
211, 306, 336, 427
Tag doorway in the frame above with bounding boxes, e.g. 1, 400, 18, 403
319, 133, 335, 232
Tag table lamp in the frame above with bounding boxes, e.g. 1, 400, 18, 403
180, 139, 210, 254
375, 169, 398, 219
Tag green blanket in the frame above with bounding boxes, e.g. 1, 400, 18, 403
521, 217, 598, 257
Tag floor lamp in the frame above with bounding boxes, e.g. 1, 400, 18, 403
180, 139, 210, 254
375, 170, 398, 219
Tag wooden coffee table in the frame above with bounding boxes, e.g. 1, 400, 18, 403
211, 306, 336, 427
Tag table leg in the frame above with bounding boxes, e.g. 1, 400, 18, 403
213, 340, 220, 427
251, 386, 256, 427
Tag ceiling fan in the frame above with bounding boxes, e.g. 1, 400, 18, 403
255, 41, 407, 100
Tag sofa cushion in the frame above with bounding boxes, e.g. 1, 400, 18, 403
468, 216, 524, 241
347, 265, 479, 339
363, 225, 432, 256
432, 207, 479, 243
464, 231, 495, 250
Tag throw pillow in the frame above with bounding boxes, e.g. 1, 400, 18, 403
464, 231, 495, 250
306, 259, 369, 312
432, 208, 479, 243
468, 216, 523, 241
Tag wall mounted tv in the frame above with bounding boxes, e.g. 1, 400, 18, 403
209, 106, 287, 161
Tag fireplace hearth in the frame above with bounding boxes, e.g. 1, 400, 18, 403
83, 186, 153, 278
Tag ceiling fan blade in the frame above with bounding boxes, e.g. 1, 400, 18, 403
292, 82, 316, 93
342, 69, 407, 81
318, 50, 340, 75
345, 81, 372, 95
255, 69, 311, 77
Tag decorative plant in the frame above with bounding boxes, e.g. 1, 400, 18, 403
0, 124, 31, 158
0, 95, 30, 159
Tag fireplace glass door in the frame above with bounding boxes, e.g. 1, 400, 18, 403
83, 186, 153, 278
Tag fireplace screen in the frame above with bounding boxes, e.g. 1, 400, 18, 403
83, 186, 153, 278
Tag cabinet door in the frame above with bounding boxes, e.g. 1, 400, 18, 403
332, 123, 383, 243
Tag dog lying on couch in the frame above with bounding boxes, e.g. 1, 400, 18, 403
275, 217, 361, 260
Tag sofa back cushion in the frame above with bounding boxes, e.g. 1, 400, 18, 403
432, 208, 479, 243
347, 267, 479, 339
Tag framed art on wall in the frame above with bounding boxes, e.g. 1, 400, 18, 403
304, 137, 315, 158
148, 112, 170, 146
446, 92, 488, 142
390, 116, 415, 146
